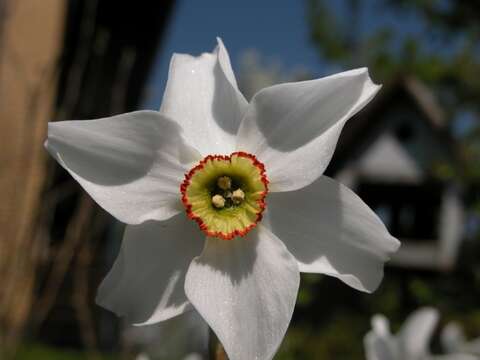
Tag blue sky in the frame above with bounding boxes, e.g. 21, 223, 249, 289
142, 0, 454, 113
143, 0, 321, 109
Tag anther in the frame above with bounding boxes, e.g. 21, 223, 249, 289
232, 188, 245, 205
212, 194, 226, 208
217, 176, 232, 190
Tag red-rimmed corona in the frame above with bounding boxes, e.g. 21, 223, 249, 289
181, 152, 269, 240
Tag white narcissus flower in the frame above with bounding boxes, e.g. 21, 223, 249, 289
46, 38, 400, 360
365, 308, 478, 360
442, 322, 480, 357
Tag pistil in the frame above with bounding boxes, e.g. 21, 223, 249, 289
217, 176, 232, 190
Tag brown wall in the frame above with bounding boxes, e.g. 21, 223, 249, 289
0, 0, 65, 347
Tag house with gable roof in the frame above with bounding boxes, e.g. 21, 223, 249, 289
326, 77, 464, 271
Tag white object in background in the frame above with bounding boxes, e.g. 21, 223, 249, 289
365, 308, 478, 360
442, 322, 480, 357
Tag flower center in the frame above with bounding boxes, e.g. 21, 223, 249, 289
180, 152, 269, 240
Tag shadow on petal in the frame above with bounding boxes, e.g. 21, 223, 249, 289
266, 176, 397, 292
211, 40, 247, 138
211, 60, 243, 136
47, 111, 198, 186
252, 73, 365, 152
193, 230, 260, 286
96, 214, 204, 325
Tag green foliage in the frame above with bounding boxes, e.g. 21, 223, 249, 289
307, 0, 480, 115
6, 344, 117, 360
277, 318, 366, 360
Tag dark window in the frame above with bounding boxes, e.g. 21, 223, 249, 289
357, 182, 443, 241
395, 122, 415, 142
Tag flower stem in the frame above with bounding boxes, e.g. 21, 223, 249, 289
208, 328, 228, 360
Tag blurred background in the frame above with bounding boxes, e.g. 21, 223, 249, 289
1, 0, 479, 359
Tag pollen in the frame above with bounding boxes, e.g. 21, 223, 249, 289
231, 188, 245, 205
180, 152, 269, 240
212, 194, 226, 208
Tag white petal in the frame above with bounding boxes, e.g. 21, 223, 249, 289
461, 338, 480, 356
364, 315, 398, 360
442, 323, 466, 353
160, 38, 248, 156
398, 307, 439, 359
372, 315, 392, 337
364, 334, 397, 360
441, 325, 480, 357
46, 111, 200, 224
428, 355, 479, 360
216, 37, 240, 89
364, 333, 397, 360
236, 68, 380, 192
96, 214, 204, 325
184, 225, 300, 360
266, 176, 400, 292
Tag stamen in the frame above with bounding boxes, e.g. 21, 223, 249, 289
231, 188, 245, 205
212, 194, 226, 209
217, 176, 232, 190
